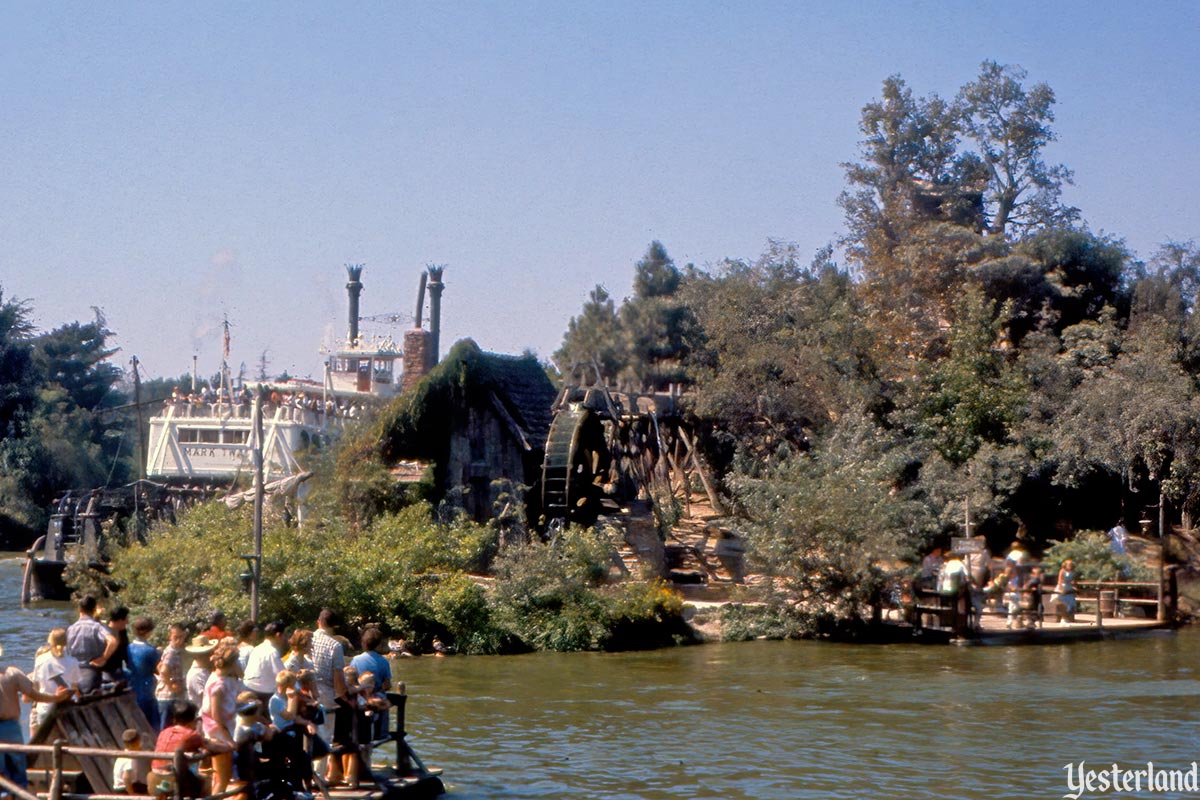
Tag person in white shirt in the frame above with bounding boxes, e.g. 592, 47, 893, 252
243, 621, 287, 701
235, 620, 260, 672
111, 728, 148, 794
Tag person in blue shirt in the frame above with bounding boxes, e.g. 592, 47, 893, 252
1108, 522, 1129, 554
127, 617, 162, 729
349, 628, 392, 740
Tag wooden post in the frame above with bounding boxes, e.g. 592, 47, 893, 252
131, 356, 146, 481
172, 750, 186, 800
1096, 583, 1104, 631
0, 773, 42, 800
1158, 491, 1167, 621
49, 739, 64, 800
677, 427, 724, 516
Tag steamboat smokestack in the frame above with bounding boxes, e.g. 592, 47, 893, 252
414, 271, 428, 329
345, 264, 364, 343
426, 265, 444, 365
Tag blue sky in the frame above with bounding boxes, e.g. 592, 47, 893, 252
1, 2, 1197, 382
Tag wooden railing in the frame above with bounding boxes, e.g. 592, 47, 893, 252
0, 742, 206, 800
1072, 579, 1168, 629
0, 684, 434, 800
905, 573, 1174, 635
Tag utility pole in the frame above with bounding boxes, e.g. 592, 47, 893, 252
130, 356, 146, 481
250, 390, 265, 622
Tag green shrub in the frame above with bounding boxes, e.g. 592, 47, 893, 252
1042, 530, 1156, 581
106, 475, 694, 654
719, 600, 810, 641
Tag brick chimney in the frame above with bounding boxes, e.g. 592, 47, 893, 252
401, 329, 434, 394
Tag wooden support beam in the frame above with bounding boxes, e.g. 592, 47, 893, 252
678, 427, 724, 515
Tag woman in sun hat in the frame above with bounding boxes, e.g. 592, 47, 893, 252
184, 635, 216, 707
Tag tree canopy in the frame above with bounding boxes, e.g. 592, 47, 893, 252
0, 293, 132, 544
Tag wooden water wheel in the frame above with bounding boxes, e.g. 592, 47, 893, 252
540, 402, 613, 525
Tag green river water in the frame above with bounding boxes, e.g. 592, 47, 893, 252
4, 554, 1198, 799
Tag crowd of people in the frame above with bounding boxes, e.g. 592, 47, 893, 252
1, 599, 400, 797
165, 386, 366, 422
915, 541, 1080, 632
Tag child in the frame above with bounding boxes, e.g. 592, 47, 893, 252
267, 670, 301, 734
267, 670, 314, 788
112, 728, 149, 795
152, 700, 231, 799
232, 693, 274, 786
295, 670, 330, 766
356, 672, 391, 767
1003, 564, 1023, 630
337, 666, 364, 788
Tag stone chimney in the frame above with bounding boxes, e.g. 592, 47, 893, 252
401, 329, 434, 394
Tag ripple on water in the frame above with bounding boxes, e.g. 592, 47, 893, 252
2, 560, 1196, 799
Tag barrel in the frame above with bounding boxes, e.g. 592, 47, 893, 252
1099, 590, 1116, 618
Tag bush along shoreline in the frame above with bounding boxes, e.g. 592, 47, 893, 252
80, 499, 695, 656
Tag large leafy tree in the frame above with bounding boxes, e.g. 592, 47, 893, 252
32, 316, 124, 411
729, 411, 932, 634
903, 288, 1027, 468
956, 61, 1079, 237
1050, 317, 1200, 519
685, 242, 877, 452
0, 289, 37, 438
974, 228, 1130, 345
0, 293, 130, 543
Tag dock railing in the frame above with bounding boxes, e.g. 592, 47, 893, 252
904, 572, 1175, 635
0, 741, 214, 800
1072, 578, 1171, 629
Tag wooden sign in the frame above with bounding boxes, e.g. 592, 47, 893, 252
951, 536, 986, 554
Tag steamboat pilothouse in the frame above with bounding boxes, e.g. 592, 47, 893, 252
145, 265, 445, 483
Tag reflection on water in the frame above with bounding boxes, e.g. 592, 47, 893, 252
3, 554, 1197, 798
0, 554, 75, 730
397, 628, 1200, 798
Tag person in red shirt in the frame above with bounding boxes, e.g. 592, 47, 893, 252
153, 700, 230, 797
202, 611, 230, 643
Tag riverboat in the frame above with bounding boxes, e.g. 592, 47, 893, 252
145, 266, 411, 485
23, 266, 445, 603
